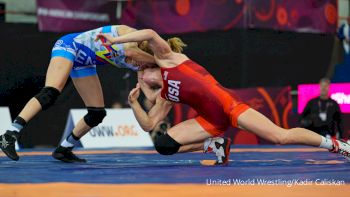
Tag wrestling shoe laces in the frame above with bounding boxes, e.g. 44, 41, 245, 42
0, 130, 19, 161
204, 137, 232, 165
330, 138, 350, 161
52, 146, 87, 163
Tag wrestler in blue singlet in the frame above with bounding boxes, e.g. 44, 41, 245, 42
51, 25, 137, 78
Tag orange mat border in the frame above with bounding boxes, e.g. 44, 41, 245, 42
0, 183, 348, 197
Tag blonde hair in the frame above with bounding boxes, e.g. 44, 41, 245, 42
138, 37, 187, 55
167, 37, 187, 53
138, 41, 152, 55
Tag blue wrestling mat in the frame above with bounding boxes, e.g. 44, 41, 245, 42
0, 145, 349, 184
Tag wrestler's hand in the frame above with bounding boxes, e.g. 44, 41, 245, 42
95, 33, 116, 46
128, 83, 141, 104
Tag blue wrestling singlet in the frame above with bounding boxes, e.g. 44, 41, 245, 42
51, 25, 137, 78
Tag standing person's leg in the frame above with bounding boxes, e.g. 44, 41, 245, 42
0, 57, 73, 161
18, 57, 73, 122
236, 108, 350, 160
52, 74, 106, 163
71, 75, 105, 137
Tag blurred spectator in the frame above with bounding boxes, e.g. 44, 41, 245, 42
111, 100, 124, 109
300, 78, 343, 139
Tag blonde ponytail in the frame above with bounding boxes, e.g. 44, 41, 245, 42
167, 37, 187, 53
138, 37, 187, 55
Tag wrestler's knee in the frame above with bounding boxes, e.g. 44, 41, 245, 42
83, 107, 107, 128
34, 86, 61, 110
154, 134, 181, 155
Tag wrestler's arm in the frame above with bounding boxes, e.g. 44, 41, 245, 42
124, 47, 156, 64
137, 71, 160, 104
128, 84, 173, 132
97, 29, 172, 60
114, 25, 156, 65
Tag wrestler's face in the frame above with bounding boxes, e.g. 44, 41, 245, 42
142, 67, 162, 87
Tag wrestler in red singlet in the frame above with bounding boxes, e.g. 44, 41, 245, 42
160, 60, 250, 136
96, 28, 350, 164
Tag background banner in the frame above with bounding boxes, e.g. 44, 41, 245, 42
37, 0, 337, 34
121, 0, 337, 34
37, 0, 117, 32
63, 109, 154, 148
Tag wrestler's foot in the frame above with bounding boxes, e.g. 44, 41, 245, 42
0, 130, 19, 161
52, 146, 86, 163
204, 137, 232, 165
329, 138, 350, 161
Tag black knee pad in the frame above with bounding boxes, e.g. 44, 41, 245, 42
83, 107, 107, 128
34, 87, 60, 110
154, 134, 181, 155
